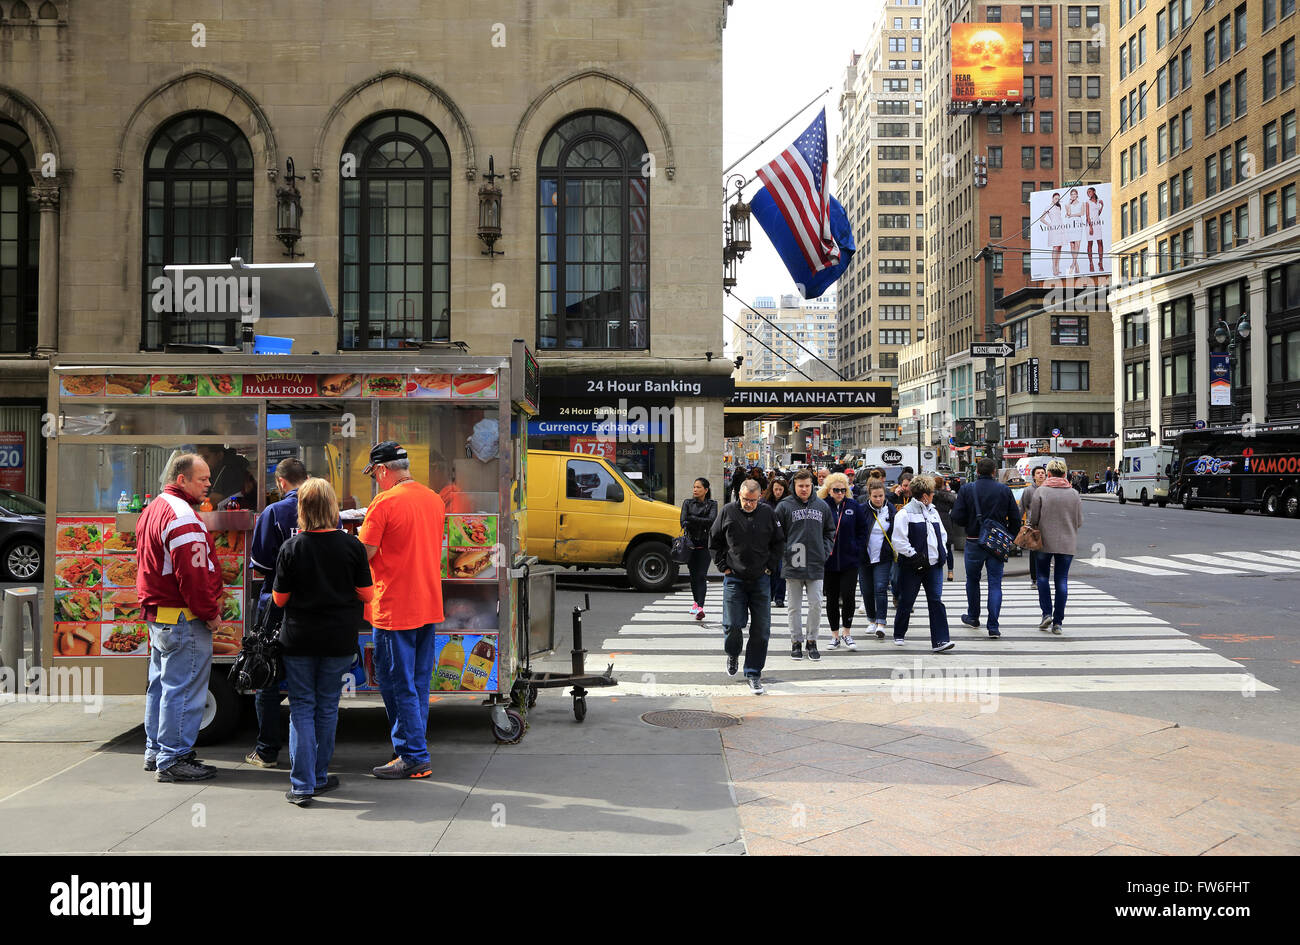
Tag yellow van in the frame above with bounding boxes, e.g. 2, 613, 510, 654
526, 449, 683, 592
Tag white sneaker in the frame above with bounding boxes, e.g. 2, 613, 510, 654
874, 623, 887, 639
933, 641, 956, 653
893, 637, 906, 646
843, 634, 857, 649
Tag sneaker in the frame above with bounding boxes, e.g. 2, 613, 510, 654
1051, 623, 1063, 635
372, 757, 433, 779
1039, 615, 1053, 630
747, 676, 766, 695
827, 636, 843, 650
725, 654, 739, 677
893, 637, 906, 646
843, 634, 857, 649
960, 614, 980, 629
805, 641, 821, 661
156, 760, 216, 783
772, 598, 786, 607
946, 570, 954, 582
791, 642, 803, 660
244, 750, 278, 769
695, 608, 706, 622
932, 641, 956, 653
988, 630, 1001, 639
874, 623, 886, 640
285, 791, 313, 807
314, 774, 341, 796
146, 751, 207, 773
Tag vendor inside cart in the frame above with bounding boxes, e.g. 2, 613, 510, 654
196, 436, 252, 505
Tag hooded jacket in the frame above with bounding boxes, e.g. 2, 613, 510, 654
775, 491, 834, 580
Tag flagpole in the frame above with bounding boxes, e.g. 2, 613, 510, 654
722, 85, 831, 184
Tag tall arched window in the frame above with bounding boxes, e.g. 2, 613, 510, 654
0, 121, 38, 353
141, 112, 254, 349
339, 112, 451, 349
538, 112, 649, 350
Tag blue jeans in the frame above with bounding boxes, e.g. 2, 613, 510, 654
283, 653, 356, 796
770, 557, 786, 604
964, 543, 1006, 633
721, 574, 771, 677
860, 558, 891, 624
1034, 552, 1073, 626
252, 596, 282, 760
373, 625, 438, 765
687, 546, 711, 608
144, 615, 213, 770
894, 562, 950, 648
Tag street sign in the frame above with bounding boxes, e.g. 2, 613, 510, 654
1028, 357, 1040, 395
1051, 428, 1061, 437
971, 342, 1014, 358
1195, 419, 1207, 430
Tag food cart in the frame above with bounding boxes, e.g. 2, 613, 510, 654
44, 339, 541, 743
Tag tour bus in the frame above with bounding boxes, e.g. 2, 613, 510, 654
1170, 421, 1300, 516
1118, 446, 1175, 507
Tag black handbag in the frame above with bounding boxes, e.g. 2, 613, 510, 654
670, 533, 693, 563
228, 603, 285, 693
972, 485, 1015, 562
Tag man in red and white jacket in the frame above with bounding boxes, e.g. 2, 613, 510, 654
136, 453, 224, 782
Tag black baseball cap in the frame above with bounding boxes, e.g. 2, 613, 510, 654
363, 440, 408, 475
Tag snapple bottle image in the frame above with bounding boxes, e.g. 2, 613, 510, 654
435, 635, 467, 691
460, 636, 496, 691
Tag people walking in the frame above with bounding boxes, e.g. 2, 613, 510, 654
776, 469, 834, 662
680, 478, 718, 621
1104, 465, 1115, 494
710, 479, 785, 694
858, 481, 896, 639
1021, 465, 1048, 585
357, 441, 447, 780
951, 457, 1021, 639
1028, 459, 1084, 635
891, 476, 955, 652
137, 453, 223, 782
931, 475, 958, 583
730, 465, 747, 506
271, 478, 374, 806
761, 477, 790, 606
819, 473, 867, 650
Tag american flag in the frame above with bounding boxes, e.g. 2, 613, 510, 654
756, 109, 840, 273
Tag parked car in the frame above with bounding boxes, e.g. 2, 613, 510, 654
0, 489, 45, 582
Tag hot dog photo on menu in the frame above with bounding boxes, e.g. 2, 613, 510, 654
451, 373, 498, 399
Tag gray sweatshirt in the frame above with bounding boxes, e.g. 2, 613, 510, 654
775, 493, 835, 579
1028, 483, 1084, 555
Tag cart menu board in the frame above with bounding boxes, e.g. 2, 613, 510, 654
442, 513, 498, 581
58, 371, 500, 401
52, 516, 244, 658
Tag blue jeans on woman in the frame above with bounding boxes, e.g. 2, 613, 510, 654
859, 558, 891, 624
1033, 552, 1073, 626
770, 556, 786, 605
283, 653, 357, 796
687, 546, 711, 608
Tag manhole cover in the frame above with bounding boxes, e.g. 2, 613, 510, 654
641, 709, 741, 730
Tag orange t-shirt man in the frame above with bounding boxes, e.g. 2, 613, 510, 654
358, 478, 446, 630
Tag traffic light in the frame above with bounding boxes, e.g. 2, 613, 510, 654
955, 418, 975, 446
984, 419, 1001, 443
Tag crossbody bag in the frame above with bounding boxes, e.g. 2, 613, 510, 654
972, 485, 1015, 562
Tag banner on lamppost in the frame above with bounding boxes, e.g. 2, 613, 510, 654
1210, 353, 1231, 406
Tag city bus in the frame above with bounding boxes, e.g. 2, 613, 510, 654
1170, 421, 1300, 517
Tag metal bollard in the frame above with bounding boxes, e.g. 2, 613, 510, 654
1, 586, 41, 672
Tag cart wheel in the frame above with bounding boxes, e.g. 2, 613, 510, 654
573, 695, 587, 723
492, 708, 526, 744
527, 685, 538, 708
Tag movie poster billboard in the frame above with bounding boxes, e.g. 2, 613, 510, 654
951, 23, 1024, 102
1028, 184, 1113, 281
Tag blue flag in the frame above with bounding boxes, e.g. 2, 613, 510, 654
752, 188, 855, 299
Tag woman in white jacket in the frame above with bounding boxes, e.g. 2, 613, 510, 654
890, 476, 955, 652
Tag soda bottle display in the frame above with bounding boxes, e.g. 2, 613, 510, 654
129, 493, 142, 512
434, 635, 467, 691
460, 636, 496, 691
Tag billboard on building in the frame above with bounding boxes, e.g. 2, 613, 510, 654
1028, 184, 1113, 281
951, 23, 1024, 102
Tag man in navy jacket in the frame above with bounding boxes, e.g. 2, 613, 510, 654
951, 458, 1022, 638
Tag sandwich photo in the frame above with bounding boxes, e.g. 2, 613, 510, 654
55, 556, 102, 589
103, 556, 137, 588
450, 548, 494, 579
197, 374, 241, 396
212, 623, 242, 657
319, 373, 362, 397
56, 522, 103, 553
54, 589, 102, 623
102, 624, 149, 656
363, 374, 405, 397
149, 374, 197, 395
452, 373, 497, 398
105, 374, 150, 395
55, 624, 101, 657
406, 373, 453, 397
219, 590, 242, 622
61, 375, 107, 396
106, 590, 142, 621
449, 514, 494, 547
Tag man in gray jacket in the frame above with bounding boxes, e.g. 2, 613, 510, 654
776, 469, 835, 661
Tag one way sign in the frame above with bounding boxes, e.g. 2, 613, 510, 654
971, 342, 1014, 358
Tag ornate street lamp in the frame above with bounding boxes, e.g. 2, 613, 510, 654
276, 157, 305, 258
728, 175, 751, 257
478, 155, 504, 257
1213, 314, 1251, 349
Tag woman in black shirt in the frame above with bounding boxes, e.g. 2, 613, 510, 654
272, 477, 373, 806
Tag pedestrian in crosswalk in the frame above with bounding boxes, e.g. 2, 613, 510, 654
761, 477, 790, 606
951, 457, 1021, 639
891, 475, 955, 653
680, 478, 718, 622
709, 480, 785, 694
1021, 466, 1047, 586
819, 472, 868, 651
1028, 460, 1083, 635
858, 480, 896, 639
776, 469, 834, 663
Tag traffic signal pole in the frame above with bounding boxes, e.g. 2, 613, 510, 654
976, 245, 1001, 466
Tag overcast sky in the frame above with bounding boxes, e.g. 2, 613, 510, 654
721, 0, 886, 354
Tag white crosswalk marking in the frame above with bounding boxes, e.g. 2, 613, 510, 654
1123, 555, 1247, 575
587, 581, 1278, 697
1170, 553, 1292, 573
1074, 549, 1300, 577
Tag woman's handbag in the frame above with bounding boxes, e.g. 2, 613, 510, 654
670, 533, 693, 563
1014, 523, 1043, 551
228, 603, 284, 693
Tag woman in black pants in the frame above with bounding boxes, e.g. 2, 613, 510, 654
762, 477, 790, 605
680, 478, 718, 621
818, 472, 868, 650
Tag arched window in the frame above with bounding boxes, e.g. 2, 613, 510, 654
0, 121, 38, 353
339, 112, 451, 349
142, 112, 254, 349
538, 112, 648, 350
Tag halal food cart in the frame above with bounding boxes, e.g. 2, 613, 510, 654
44, 338, 543, 744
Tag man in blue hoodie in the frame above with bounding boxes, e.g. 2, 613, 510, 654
951, 458, 1022, 639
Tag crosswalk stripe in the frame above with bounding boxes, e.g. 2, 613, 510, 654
602, 637, 1211, 652
613, 623, 1186, 637
1122, 555, 1247, 574
597, 653, 1242, 671
1171, 553, 1292, 573
1078, 558, 1184, 576
1233, 551, 1300, 568
583, 674, 1275, 696
1263, 549, 1300, 562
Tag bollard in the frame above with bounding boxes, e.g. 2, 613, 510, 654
1, 586, 41, 672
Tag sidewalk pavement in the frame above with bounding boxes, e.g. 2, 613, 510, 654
710, 693, 1300, 855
